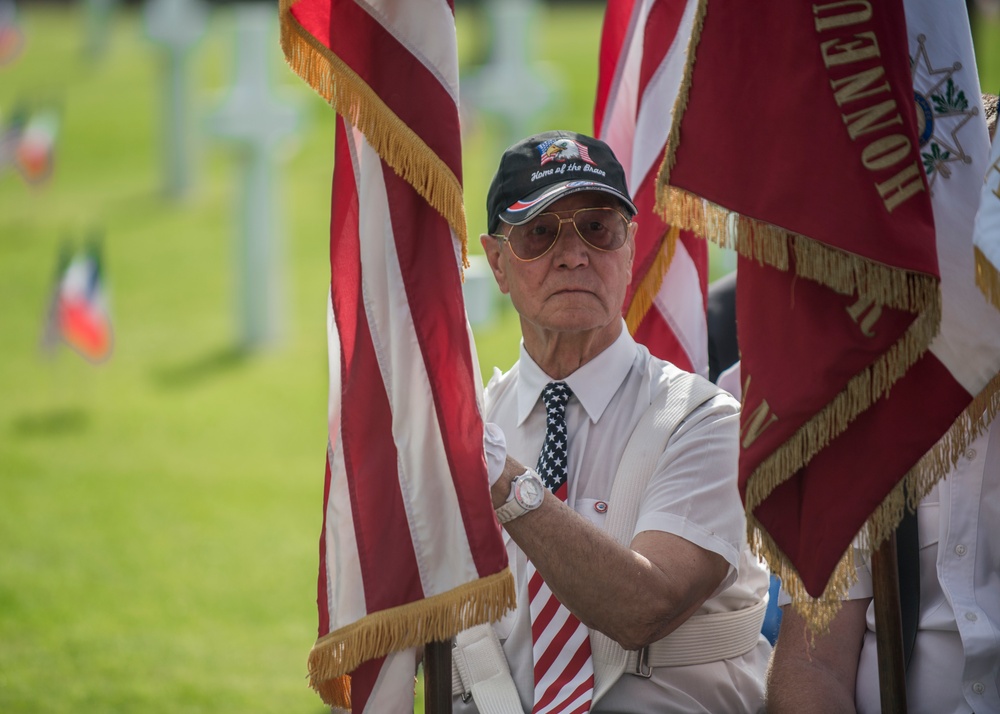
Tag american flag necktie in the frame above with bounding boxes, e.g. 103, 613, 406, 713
529, 382, 594, 714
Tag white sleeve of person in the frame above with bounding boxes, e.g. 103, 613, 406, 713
483, 422, 507, 488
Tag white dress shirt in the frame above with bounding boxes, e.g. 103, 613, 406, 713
849, 415, 1000, 713
458, 325, 770, 714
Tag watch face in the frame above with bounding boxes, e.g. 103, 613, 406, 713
516, 474, 544, 508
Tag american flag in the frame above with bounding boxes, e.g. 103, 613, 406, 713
279, 0, 514, 710
594, 0, 709, 377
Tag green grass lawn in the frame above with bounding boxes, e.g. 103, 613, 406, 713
1, 4, 998, 714
0, 4, 601, 713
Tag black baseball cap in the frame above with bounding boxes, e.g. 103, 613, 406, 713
485, 130, 637, 235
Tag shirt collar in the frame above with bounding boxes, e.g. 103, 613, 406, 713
515, 321, 636, 425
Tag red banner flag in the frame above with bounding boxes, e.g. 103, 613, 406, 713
655, 0, 1000, 621
595, 0, 709, 376
280, 0, 515, 709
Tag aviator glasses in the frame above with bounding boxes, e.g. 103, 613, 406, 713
493, 207, 630, 262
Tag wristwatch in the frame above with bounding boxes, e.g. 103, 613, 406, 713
494, 468, 545, 524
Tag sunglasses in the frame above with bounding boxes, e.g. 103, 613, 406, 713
492, 207, 630, 262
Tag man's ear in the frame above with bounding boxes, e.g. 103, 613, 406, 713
625, 220, 638, 284
481, 233, 510, 295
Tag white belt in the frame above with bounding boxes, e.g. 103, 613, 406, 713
452, 599, 767, 707
625, 599, 768, 674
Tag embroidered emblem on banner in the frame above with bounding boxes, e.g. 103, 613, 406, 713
911, 33, 978, 193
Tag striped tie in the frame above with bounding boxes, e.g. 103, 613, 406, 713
529, 382, 594, 714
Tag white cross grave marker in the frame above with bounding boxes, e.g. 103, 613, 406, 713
208, 3, 300, 349
143, 0, 207, 198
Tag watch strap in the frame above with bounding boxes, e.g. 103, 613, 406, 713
494, 468, 543, 524
495, 497, 528, 524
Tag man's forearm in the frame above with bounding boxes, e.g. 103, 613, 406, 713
766, 660, 859, 713
766, 600, 869, 713
491, 457, 726, 650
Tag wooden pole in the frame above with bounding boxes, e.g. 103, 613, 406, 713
870, 532, 908, 714
424, 640, 453, 714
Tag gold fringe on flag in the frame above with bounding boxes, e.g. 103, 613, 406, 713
755, 370, 1000, 634
748, 515, 859, 634
625, 225, 680, 334
656, 188, 941, 316
658, 189, 790, 270
975, 246, 1000, 312
278, 0, 470, 268
743, 291, 941, 514
308, 569, 517, 709
793, 235, 939, 313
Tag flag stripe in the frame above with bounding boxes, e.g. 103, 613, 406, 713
293, 3, 515, 707
349, 125, 491, 598
596, 0, 709, 376
594, 0, 635, 131
289, 0, 462, 178
384, 159, 506, 579
637, 0, 685, 109
631, 302, 691, 372
333, 136, 424, 612
317, 456, 333, 637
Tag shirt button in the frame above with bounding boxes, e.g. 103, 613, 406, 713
973, 682, 985, 694
965, 611, 978, 622
965, 448, 977, 460
955, 544, 968, 556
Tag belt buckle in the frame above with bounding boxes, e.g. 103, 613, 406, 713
633, 646, 652, 678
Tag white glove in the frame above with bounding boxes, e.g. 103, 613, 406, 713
483, 422, 507, 488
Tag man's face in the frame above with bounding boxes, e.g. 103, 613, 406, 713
481, 191, 636, 337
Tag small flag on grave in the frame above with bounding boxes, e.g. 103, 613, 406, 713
43, 235, 114, 363
0, 103, 59, 184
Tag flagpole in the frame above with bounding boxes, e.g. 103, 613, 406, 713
423, 641, 453, 713
870, 532, 908, 714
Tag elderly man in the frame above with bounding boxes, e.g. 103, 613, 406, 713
451, 131, 771, 714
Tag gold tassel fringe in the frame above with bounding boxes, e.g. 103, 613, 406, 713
752, 370, 1000, 634
794, 236, 939, 310
975, 246, 1000, 312
279, 0, 470, 267
744, 293, 941, 512
308, 568, 516, 709
658, 188, 790, 269
625, 225, 680, 333
656, 190, 941, 316
748, 516, 859, 634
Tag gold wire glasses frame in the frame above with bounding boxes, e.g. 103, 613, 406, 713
491, 206, 631, 262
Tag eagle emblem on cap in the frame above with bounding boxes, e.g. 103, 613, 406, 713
537, 138, 595, 166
